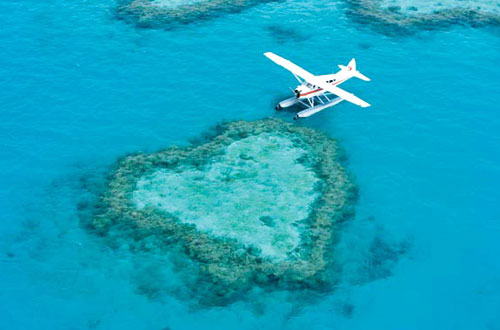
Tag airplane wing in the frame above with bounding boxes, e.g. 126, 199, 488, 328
264, 52, 316, 82
264, 52, 371, 108
311, 80, 371, 108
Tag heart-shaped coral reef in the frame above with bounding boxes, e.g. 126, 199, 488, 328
91, 118, 357, 305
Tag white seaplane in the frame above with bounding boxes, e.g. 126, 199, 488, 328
264, 52, 371, 119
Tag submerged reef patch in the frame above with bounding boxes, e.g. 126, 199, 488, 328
266, 25, 308, 44
90, 118, 357, 305
116, 0, 276, 28
344, 0, 500, 34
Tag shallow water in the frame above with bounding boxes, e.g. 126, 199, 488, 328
1, 0, 499, 329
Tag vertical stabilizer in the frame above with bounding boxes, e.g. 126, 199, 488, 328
347, 58, 356, 71
340, 58, 371, 81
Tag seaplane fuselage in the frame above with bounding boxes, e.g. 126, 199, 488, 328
294, 72, 349, 99
293, 61, 360, 99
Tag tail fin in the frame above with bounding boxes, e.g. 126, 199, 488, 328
338, 58, 371, 81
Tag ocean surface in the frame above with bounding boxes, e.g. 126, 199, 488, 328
1, 0, 499, 329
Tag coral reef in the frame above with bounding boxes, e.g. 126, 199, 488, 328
344, 0, 500, 34
116, 0, 275, 28
90, 118, 357, 305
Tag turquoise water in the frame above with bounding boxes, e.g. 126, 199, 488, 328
1, 0, 500, 329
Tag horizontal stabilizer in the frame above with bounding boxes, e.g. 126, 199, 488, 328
353, 71, 371, 81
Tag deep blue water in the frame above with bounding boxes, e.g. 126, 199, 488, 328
1, 0, 499, 329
